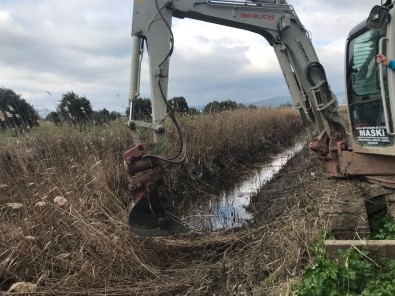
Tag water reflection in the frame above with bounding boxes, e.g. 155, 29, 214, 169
184, 142, 305, 231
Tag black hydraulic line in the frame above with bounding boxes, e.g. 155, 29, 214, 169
142, 78, 186, 163
142, 0, 186, 164
155, 0, 174, 68
305, 62, 326, 87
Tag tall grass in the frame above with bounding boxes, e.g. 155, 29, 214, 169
164, 108, 303, 192
172, 108, 301, 162
0, 122, 161, 292
0, 108, 303, 294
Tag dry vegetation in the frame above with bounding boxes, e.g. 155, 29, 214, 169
164, 108, 303, 193
0, 107, 323, 295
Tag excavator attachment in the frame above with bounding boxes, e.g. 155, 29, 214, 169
123, 144, 190, 236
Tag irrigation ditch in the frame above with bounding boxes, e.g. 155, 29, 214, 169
146, 141, 327, 295
154, 134, 395, 295
179, 141, 305, 231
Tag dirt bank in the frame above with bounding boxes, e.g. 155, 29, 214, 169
151, 139, 395, 296
134, 146, 374, 295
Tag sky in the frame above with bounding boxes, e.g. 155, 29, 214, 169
0, 0, 382, 114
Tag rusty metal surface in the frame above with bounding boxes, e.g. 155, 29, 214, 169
339, 151, 395, 177
123, 144, 190, 236
309, 131, 395, 178
364, 176, 395, 189
309, 131, 347, 177
123, 144, 163, 207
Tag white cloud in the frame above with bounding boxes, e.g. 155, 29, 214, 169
0, 0, 381, 112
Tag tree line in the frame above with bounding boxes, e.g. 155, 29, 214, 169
0, 88, 39, 133
0, 87, 275, 132
126, 96, 258, 120
46, 91, 122, 126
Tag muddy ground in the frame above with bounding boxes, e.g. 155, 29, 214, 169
138, 146, 377, 295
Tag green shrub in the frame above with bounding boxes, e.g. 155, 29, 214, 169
292, 239, 395, 295
369, 211, 395, 240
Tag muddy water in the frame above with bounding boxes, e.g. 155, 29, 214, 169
184, 141, 305, 231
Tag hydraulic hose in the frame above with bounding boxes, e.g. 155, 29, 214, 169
143, 0, 186, 164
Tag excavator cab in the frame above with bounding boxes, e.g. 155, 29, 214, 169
347, 5, 395, 154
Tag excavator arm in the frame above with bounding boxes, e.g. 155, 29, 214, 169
124, 0, 393, 236
129, 0, 347, 165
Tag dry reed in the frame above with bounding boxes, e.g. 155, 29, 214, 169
0, 108, 315, 295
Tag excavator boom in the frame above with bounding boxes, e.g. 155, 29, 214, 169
125, 0, 395, 236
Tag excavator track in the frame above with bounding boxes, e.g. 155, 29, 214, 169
319, 181, 370, 239
319, 177, 395, 240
